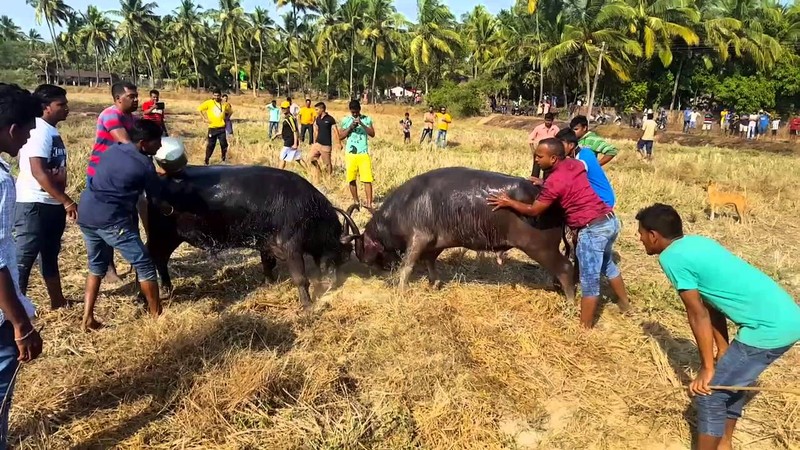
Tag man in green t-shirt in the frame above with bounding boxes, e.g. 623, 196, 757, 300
636, 203, 800, 450
339, 100, 376, 210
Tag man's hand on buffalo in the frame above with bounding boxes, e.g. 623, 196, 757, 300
528, 176, 544, 186
487, 192, 515, 211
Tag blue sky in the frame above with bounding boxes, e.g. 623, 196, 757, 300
10, 0, 512, 36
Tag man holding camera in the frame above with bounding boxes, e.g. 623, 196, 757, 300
142, 89, 167, 136
339, 100, 376, 210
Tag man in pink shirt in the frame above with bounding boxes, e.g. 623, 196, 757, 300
488, 138, 631, 328
529, 113, 559, 177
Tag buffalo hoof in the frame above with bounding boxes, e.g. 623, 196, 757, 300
429, 279, 443, 290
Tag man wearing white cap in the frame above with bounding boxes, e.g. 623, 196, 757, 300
272, 101, 308, 170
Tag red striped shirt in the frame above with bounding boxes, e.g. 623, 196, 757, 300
87, 106, 134, 177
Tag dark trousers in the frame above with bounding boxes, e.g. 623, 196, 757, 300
301, 124, 314, 145
205, 127, 228, 164
14, 202, 67, 294
420, 128, 433, 143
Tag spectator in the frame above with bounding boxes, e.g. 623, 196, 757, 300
529, 112, 559, 177
748, 113, 757, 140
570, 115, 618, 166
689, 109, 700, 131
420, 106, 435, 144
198, 89, 231, 165
15, 84, 75, 310
141, 89, 167, 136
702, 111, 713, 135
310, 101, 338, 176
272, 101, 307, 171
267, 99, 281, 139
298, 98, 316, 145
683, 106, 692, 133
638, 112, 657, 160
288, 97, 300, 118
435, 106, 452, 149
339, 100, 376, 210
399, 112, 412, 145
758, 110, 770, 140
0, 84, 45, 450
790, 116, 800, 141
222, 94, 234, 141
771, 116, 781, 140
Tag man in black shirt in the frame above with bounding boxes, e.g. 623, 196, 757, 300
271, 100, 307, 171
310, 101, 338, 176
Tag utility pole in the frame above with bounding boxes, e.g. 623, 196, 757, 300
586, 42, 606, 118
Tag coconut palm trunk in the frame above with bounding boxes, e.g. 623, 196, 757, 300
191, 49, 200, 89
231, 37, 240, 94
669, 58, 683, 111
255, 40, 264, 97
94, 46, 100, 86
349, 31, 356, 99
143, 50, 155, 88
371, 50, 379, 103
46, 19, 62, 78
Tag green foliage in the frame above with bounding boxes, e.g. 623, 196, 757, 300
427, 78, 506, 117
0, 69, 37, 86
618, 81, 648, 110
715, 75, 775, 113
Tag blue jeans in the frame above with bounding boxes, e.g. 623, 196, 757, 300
695, 340, 793, 437
436, 130, 448, 148
576, 215, 621, 297
0, 321, 18, 448
268, 121, 279, 139
80, 223, 157, 281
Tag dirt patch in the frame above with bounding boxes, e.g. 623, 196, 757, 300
482, 114, 798, 154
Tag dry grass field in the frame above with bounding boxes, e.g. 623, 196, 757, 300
7, 89, 800, 449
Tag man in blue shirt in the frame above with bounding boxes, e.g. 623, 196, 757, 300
267, 99, 281, 139
555, 127, 615, 207
636, 203, 800, 450
758, 110, 770, 139
77, 119, 164, 331
683, 106, 692, 133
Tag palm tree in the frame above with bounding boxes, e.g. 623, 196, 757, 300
616, 0, 700, 67
114, 0, 158, 85
541, 0, 643, 112
316, 0, 343, 98
249, 7, 274, 97
214, 0, 250, 93
170, 0, 205, 89
409, 0, 461, 94
273, 0, 318, 92
702, 0, 783, 70
26, 29, 44, 51
463, 5, 502, 78
78, 6, 115, 86
339, 0, 367, 98
26, 0, 72, 75
0, 16, 24, 42
362, 0, 405, 100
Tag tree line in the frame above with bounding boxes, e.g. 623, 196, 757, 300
2, 0, 800, 114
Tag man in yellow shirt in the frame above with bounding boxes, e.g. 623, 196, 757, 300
198, 89, 232, 165
435, 106, 452, 149
298, 98, 316, 145
637, 111, 657, 160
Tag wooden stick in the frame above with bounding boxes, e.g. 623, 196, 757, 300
709, 385, 800, 395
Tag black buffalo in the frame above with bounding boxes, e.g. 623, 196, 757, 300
146, 165, 359, 307
350, 167, 575, 300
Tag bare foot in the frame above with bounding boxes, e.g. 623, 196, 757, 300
104, 271, 123, 285
82, 317, 104, 332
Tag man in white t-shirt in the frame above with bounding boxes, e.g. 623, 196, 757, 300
14, 84, 75, 309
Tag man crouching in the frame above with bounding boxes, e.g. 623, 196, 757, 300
77, 119, 164, 331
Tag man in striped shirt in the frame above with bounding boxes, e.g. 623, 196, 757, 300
569, 115, 618, 166
88, 82, 139, 283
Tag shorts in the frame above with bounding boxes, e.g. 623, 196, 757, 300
79, 224, 157, 281
310, 144, 332, 159
739, 124, 748, 132
695, 340, 793, 437
702, 123, 712, 130
281, 147, 302, 161
345, 153, 374, 183
637, 139, 654, 154
689, 121, 697, 129
772, 129, 778, 136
